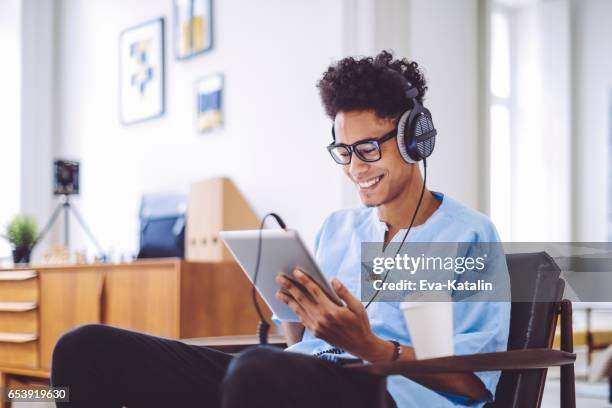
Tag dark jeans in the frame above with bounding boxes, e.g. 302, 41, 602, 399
51, 324, 396, 408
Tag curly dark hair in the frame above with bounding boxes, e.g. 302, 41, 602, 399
317, 50, 428, 119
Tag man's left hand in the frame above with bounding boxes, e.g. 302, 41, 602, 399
275, 269, 392, 362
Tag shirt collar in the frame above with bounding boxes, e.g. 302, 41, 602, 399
370, 191, 445, 236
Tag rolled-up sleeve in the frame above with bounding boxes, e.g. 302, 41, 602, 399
436, 300, 510, 406
441, 238, 511, 405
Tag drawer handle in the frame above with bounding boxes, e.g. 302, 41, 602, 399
0, 332, 37, 343
0, 271, 37, 281
0, 302, 37, 312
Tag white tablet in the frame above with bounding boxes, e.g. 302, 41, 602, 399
219, 229, 343, 322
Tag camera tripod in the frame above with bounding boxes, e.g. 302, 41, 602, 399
34, 194, 104, 256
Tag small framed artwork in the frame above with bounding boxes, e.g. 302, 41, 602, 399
196, 74, 223, 133
119, 17, 165, 125
174, 0, 213, 60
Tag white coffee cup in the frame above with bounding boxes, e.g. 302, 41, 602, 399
400, 297, 454, 359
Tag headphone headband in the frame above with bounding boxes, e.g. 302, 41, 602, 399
402, 81, 419, 99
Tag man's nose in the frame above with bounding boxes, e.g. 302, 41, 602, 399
348, 153, 370, 177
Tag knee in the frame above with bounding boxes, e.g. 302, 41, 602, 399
223, 346, 297, 388
53, 324, 112, 360
222, 346, 290, 406
51, 324, 115, 381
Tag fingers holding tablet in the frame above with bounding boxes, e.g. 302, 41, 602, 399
291, 268, 339, 307
275, 272, 317, 306
275, 289, 310, 324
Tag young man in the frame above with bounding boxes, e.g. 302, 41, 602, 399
51, 51, 509, 407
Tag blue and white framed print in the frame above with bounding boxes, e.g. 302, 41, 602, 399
196, 74, 223, 133
119, 17, 165, 125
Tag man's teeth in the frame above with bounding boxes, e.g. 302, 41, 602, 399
358, 176, 382, 188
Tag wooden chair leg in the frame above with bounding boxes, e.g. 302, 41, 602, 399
560, 300, 575, 408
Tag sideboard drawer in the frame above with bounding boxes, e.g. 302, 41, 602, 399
0, 306, 38, 334
0, 333, 38, 368
0, 271, 38, 303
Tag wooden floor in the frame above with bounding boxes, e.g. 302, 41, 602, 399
542, 348, 610, 407
542, 380, 610, 408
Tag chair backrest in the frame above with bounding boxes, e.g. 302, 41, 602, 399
488, 252, 564, 408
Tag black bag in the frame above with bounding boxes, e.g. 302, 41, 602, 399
137, 193, 186, 259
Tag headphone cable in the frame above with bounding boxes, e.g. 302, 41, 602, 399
365, 158, 427, 308
252, 212, 287, 344
314, 159, 428, 358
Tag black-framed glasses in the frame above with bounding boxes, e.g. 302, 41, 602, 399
327, 129, 396, 165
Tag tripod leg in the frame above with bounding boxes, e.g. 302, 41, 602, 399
33, 202, 65, 247
64, 203, 70, 249
67, 204, 104, 255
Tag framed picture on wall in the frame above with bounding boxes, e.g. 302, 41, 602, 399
119, 17, 165, 125
174, 0, 213, 60
196, 74, 223, 133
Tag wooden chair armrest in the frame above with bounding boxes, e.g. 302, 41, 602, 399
344, 348, 576, 377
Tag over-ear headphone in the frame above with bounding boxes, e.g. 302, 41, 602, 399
331, 69, 437, 164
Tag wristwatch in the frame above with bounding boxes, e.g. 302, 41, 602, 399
388, 340, 401, 361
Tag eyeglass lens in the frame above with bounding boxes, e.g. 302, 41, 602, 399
329, 142, 381, 164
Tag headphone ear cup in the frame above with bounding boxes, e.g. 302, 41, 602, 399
413, 108, 436, 159
396, 110, 417, 164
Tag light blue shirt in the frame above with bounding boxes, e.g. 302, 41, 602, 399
274, 192, 510, 407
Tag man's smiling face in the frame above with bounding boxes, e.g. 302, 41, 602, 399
334, 110, 415, 207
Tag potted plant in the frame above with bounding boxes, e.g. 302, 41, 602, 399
2, 215, 38, 264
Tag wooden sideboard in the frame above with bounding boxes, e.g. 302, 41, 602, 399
0, 259, 270, 386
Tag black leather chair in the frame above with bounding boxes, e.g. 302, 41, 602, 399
489, 252, 573, 407
348, 252, 576, 407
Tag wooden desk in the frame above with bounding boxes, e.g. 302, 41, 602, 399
182, 334, 287, 353
0, 259, 270, 386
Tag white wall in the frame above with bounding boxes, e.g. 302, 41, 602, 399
509, 0, 572, 241
0, 0, 22, 260
20, 0, 55, 258
406, 0, 482, 211
571, 0, 612, 241
340, 0, 483, 212
49, 0, 345, 256
539, 0, 571, 241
